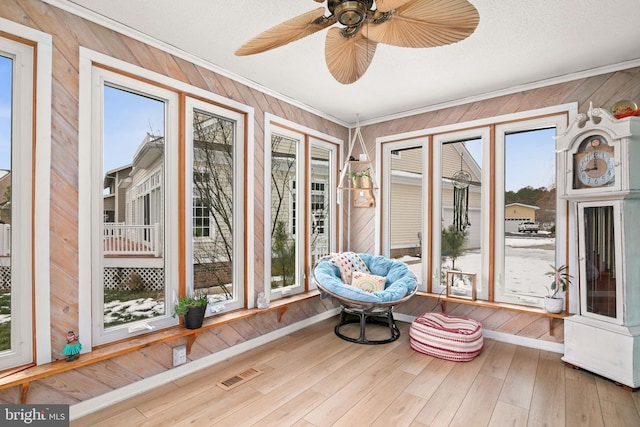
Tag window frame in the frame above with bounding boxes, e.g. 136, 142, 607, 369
308, 137, 338, 273
379, 137, 429, 290
267, 125, 305, 297
493, 115, 571, 306
87, 67, 180, 346
432, 128, 491, 299
264, 115, 341, 300
0, 21, 52, 369
185, 96, 245, 313
376, 104, 576, 308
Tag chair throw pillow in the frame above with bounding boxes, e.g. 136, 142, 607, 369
351, 271, 386, 293
327, 252, 371, 284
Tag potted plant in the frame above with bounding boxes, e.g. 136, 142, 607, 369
358, 168, 372, 189
543, 264, 573, 313
347, 168, 372, 188
347, 170, 362, 188
174, 293, 209, 329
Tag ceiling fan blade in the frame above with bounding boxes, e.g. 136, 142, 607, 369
365, 0, 479, 48
325, 27, 377, 84
235, 8, 334, 56
375, 0, 412, 12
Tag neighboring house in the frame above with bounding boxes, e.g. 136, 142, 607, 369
103, 133, 164, 258
102, 134, 164, 295
0, 170, 10, 225
104, 128, 238, 293
0, 170, 9, 289
103, 164, 132, 223
389, 143, 482, 257
505, 202, 540, 233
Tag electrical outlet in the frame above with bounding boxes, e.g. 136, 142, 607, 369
173, 345, 187, 367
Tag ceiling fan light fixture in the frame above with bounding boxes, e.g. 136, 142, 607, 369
236, 0, 479, 84
334, 1, 368, 26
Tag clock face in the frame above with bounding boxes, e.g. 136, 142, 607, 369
577, 150, 615, 187
573, 135, 615, 189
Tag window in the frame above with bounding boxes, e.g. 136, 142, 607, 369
269, 129, 301, 293
494, 118, 568, 306
79, 64, 178, 348
311, 181, 326, 235
265, 118, 339, 298
0, 27, 51, 369
379, 105, 573, 310
79, 48, 251, 345
290, 179, 297, 235
309, 142, 335, 266
193, 198, 211, 238
433, 130, 488, 299
86, 69, 178, 345
381, 141, 426, 286
186, 98, 245, 312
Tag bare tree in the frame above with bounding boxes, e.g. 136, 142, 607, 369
270, 135, 297, 288
191, 112, 235, 297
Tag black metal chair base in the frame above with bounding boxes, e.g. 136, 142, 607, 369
334, 306, 401, 345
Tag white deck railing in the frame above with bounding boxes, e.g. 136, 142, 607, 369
0, 224, 9, 256
103, 223, 161, 257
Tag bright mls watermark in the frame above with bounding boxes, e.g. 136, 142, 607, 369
1, 405, 68, 426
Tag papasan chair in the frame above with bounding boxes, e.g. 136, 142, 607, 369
311, 252, 418, 345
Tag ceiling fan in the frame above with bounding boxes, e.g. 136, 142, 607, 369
235, 0, 479, 84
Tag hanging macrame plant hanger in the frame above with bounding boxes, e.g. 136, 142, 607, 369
337, 126, 377, 207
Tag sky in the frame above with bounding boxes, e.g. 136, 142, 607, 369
505, 128, 556, 191
464, 127, 556, 192
0, 56, 11, 171
1, 61, 163, 174
103, 85, 165, 172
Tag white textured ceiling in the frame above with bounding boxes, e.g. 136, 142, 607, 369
55, 0, 640, 125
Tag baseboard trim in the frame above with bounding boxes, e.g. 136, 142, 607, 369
70, 307, 341, 420
395, 313, 564, 354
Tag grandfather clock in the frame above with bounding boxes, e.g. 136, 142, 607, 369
558, 103, 640, 389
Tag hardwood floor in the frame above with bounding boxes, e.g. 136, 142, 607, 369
71, 318, 640, 427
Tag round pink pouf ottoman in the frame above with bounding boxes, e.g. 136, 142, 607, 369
409, 312, 483, 361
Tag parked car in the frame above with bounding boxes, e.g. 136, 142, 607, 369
518, 221, 539, 233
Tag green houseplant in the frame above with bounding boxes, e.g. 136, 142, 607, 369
347, 167, 371, 188
174, 293, 209, 329
543, 264, 573, 313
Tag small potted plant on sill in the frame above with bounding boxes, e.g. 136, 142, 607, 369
174, 292, 209, 329
543, 264, 573, 313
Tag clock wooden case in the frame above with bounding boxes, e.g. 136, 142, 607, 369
558, 103, 640, 389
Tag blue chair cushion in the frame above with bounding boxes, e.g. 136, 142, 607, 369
314, 253, 417, 303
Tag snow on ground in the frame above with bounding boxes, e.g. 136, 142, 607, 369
397, 235, 556, 300
1, 235, 557, 325
104, 298, 166, 324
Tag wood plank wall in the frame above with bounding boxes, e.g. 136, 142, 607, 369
1, 0, 639, 406
0, 0, 346, 404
